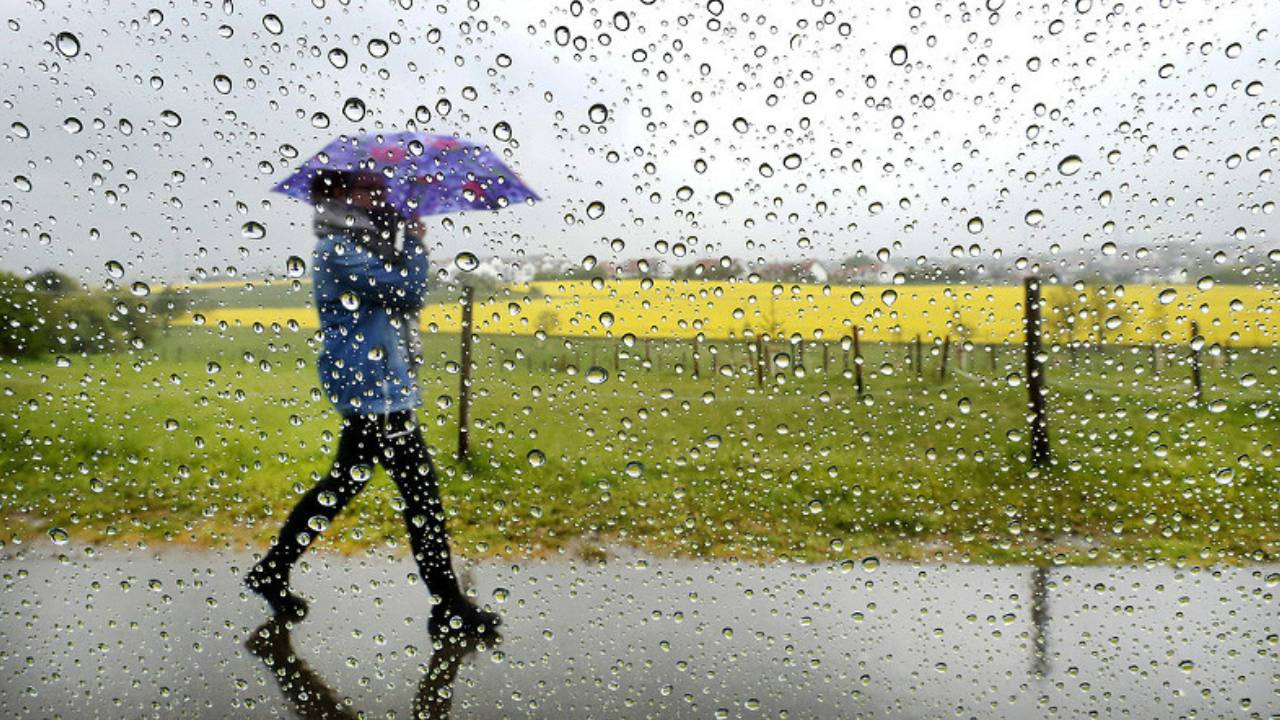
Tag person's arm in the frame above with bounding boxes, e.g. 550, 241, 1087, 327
326, 235, 428, 312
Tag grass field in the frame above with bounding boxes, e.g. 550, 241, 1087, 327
2, 314, 1278, 566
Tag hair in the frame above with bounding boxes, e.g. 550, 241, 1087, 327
309, 169, 360, 201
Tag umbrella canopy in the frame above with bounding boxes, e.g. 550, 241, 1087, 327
270, 131, 540, 217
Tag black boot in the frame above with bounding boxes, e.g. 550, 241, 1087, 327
428, 595, 501, 639
245, 561, 309, 619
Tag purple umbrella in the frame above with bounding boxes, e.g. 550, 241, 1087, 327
270, 131, 540, 217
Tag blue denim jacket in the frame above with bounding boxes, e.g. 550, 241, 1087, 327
312, 228, 428, 417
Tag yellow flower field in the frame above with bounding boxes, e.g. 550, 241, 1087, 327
180, 280, 1280, 347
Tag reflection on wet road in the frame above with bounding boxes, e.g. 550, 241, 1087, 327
1, 549, 1275, 718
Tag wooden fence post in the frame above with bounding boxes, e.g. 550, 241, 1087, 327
691, 337, 701, 378
939, 335, 951, 382
754, 336, 766, 389
457, 285, 474, 463
1190, 320, 1203, 403
853, 325, 864, 397
822, 342, 830, 373
915, 334, 923, 379
1024, 277, 1050, 467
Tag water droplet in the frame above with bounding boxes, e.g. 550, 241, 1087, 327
1158, 63, 1175, 79
328, 48, 348, 68
1158, 288, 1177, 304
62, 117, 83, 134
131, 281, 151, 297
588, 103, 609, 123
1196, 275, 1214, 291
493, 121, 512, 141
966, 216, 984, 234
492, 587, 510, 603
732, 117, 749, 133
342, 97, 366, 122
241, 221, 266, 239
625, 461, 644, 478
10, 122, 29, 139
286, 256, 307, 277
1024, 209, 1043, 226
104, 260, 125, 278
861, 556, 879, 572
714, 191, 733, 207
881, 289, 897, 306
527, 449, 545, 467
586, 201, 605, 219
160, 109, 182, 127
598, 311, 615, 328
889, 44, 908, 66
311, 112, 331, 129
367, 38, 389, 58
213, 74, 232, 94
586, 366, 609, 384
1057, 154, 1083, 175
455, 251, 479, 272
262, 13, 284, 35
1244, 80, 1263, 97
340, 291, 360, 311
13, 175, 32, 192
55, 31, 80, 57
783, 153, 802, 169
48, 527, 70, 546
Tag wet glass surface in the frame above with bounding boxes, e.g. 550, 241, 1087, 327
3, 549, 1275, 718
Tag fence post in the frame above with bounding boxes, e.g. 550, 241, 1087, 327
915, 334, 923, 379
754, 335, 766, 389
822, 342, 830, 373
457, 284, 474, 463
1190, 320, 1203, 403
692, 337, 701, 378
1024, 277, 1050, 467
853, 325, 864, 397
990, 345, 998, 372
939, 335, 951, 382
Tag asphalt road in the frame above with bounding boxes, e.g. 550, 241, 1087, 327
1, 546, 1275, 718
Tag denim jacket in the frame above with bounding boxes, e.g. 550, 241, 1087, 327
312, 227, 428, 417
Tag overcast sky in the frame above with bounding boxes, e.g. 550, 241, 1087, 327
1, 0, 1277, 285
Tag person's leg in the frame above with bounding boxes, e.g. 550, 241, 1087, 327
379, 411, 462, 598
380, 411, 500, 636
248, 414, 380, 613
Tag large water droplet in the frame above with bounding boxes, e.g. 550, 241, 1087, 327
241, 221, 266, 239
455, 251, 479, 271
588, 103, 609, 123
55, 31, 80, 57
342, 97, 366, 122
262, 13, 284, 35
889, 44, 908, 66
1057, 154, 1083, 175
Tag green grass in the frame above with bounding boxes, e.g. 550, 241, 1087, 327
1, 324, 1277, 565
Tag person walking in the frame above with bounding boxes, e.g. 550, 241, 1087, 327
246, 169, 499, 638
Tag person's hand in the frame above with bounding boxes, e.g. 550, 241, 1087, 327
403, 218, 426, 244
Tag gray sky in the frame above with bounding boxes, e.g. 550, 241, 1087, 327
1, 0, 1277, 285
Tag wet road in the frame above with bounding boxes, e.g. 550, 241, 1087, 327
1, 547, 1275, 718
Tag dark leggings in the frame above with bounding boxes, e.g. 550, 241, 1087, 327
261, 410, 461, 599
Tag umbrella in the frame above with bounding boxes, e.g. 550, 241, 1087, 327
270, 130, 540, 217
